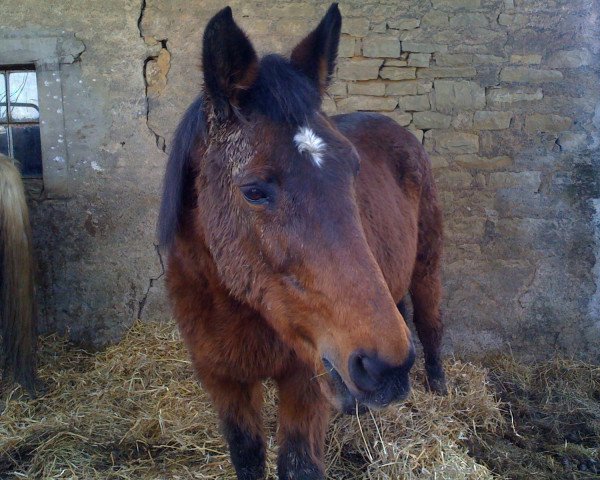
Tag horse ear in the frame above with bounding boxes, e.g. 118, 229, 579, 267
290, 3, 342, 95
202, 6, 258, 121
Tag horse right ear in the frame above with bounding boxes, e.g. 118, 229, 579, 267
290, 3, 342, 95
202, 7, 258, 122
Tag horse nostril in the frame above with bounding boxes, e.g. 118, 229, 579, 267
348, 351, 390, 393
361, 355, 387, 382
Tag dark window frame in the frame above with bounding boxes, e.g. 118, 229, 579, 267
0, 31, 85, 198
0, 64, 43, 178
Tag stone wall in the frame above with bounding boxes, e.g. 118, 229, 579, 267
2, 0, 598, 360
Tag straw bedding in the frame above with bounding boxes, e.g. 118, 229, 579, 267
0, 321, 595, 479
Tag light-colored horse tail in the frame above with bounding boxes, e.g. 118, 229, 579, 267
0, 154, 37, 395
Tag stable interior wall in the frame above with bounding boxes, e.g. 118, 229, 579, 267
1, 0, 598, 360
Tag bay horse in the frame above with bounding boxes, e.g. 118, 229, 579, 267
0, 153, 37, 396
158, 4, 446, 478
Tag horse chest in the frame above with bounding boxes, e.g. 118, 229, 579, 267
202, 308, 294, 380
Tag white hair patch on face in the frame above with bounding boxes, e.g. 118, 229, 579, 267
294, 126, 326, 167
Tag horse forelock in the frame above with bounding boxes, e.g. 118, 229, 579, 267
244, 54, 321, 126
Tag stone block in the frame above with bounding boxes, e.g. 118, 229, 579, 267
322, 96, 337, 115
435, 171, 474, 189
337, 59, 383, 80
487, 87, 543, 104
388, 18, 421, 30
525, 114, 573, 133
385, 80, 418, 95
145, 49, 170, 96
399, 95, 430, 112
548, 49, 592, 68
328, 81, 347, 97
488, 171, 541, 190
275, 18, 310, 35
402, 42, 448, 53
557, 132, 588, 152
510, 54, 542, 65
445, 217, 486, 242
430, 155, 449, 169
341, 17, 370, 37
418, 81, 433, 93
238, 18, 272, 35
498, 13, 528, 26
452, 112, 474, 129
449, 13, 489, 27
407, 127, 424, 143
380, 110, 412, 126
348, 81, 385, 96
412, 111, 452, 129
473, 173, 486, 188
338, 36, 356, 58
417, 67, 477, 79
435, 53, 472, 66
371, 21, 387, 33
432, 0, 481, 9
362, 35, 401, 58
384, 59, 408, 67
474, 54, 506, 64
380, 67, 416, 80
473, 111, 513, 130
435, 132, 479, 154
336, 95, 398, 112
454, 155, 513, 169
268, 3, 315, 17
408, 53, 431, 67
421, 10, 450, 27
500, 67, 563, 83
434, 80, 486, 113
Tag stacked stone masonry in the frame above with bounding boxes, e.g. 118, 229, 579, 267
2, 0, 598, 360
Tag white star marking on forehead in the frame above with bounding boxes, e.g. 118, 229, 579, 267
293, 126, 326, 167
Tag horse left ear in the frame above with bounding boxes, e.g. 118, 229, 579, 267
202, 6, 258, 122
290, 3, 342, 95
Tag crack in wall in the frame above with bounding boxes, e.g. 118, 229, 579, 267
138, 243, 165, 320
143, 43, 170, 152
136, 0, 168, 319
137, 0, 147, 39
138, 0, 169, 152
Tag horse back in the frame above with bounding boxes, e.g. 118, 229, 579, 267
332, 113, 437, 301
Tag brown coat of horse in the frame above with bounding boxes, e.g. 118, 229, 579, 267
159, 5, 445, 479
0, 154, 37, 396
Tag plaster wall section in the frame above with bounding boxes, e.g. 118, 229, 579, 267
1, 0, 598, 360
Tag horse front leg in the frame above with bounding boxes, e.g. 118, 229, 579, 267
275, 361, 331, 480
410, 269, 447, 395
202, 375, 266, 480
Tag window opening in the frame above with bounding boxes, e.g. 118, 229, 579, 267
0, 65, 42, 177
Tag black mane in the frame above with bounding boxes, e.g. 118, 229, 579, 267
157, 95, 206, 248
157, 55, 321, 248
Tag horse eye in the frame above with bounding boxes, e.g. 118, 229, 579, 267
240, 185, 270, 205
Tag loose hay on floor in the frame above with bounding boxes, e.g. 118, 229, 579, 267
469, 355, 600, 479
0, 322, 502, 479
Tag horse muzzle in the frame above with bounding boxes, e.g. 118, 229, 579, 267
321, 342, 416, 414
